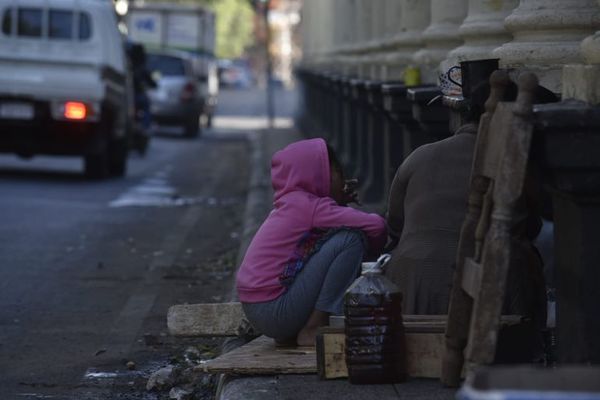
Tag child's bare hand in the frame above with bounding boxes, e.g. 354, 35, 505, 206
343, 179, 361, 205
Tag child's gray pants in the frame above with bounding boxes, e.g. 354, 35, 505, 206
242, 229, 365, 341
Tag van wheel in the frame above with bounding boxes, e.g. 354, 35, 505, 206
108, 138, 128, 177
184, 114, 200, 138
84, 150, 109, 179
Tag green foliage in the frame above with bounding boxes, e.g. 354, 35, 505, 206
210, 0, 255, 59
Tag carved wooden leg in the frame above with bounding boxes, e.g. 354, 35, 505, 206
442, 186, 485, 387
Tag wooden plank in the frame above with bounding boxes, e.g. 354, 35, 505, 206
461, 258, 483, 299
317, 327, 347, 379
167, 302, 244, 336
202, 335, 317, 375
405, 332, 445, 379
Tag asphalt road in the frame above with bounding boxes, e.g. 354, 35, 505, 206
0, 87, 297, 399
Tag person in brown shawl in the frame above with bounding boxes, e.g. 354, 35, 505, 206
384, 82, 555, 319
384, 119, 477, 315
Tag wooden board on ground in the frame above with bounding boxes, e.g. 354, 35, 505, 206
202, 335, 317, 375
167, 302, 244, 336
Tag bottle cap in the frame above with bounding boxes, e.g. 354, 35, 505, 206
361, 262, 378, 275
361, 254, 391, 274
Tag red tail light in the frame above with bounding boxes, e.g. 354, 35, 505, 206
64, 101, 87, 120
180, 82, 197, 101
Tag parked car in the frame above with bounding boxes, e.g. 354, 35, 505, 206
146, 50, 204, 137
190, 54, 218, 128
218, 59, 253, 89
0, 0, 130, 178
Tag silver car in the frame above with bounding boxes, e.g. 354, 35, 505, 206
146, 50, 204, 137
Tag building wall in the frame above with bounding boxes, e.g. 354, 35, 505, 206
300, 0, 600, 96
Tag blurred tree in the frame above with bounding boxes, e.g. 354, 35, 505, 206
144, 0, 255, 59
211, 0, 254, 59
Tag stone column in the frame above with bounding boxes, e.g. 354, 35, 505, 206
300, 0, 313, 63
493, 0, 600, 94
345, 0, 374, 77
582, 3, 600, 66
321, 0, 337, 66
562, 0, 600, 103
447, 0, 518, 63
332, 0, 344, 52
329, 0, 348, 73
383, 0, 403, 43
412, 0, 468, 83
334, 0, 360, 76
303, 0, 326, 65
381, 0, 431, 81
370, 0, 388, 46
353, 0, 373, 48
362, 0, 404, 80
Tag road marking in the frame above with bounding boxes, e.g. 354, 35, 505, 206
109, 171, 240, 208
109, 170, 178, 207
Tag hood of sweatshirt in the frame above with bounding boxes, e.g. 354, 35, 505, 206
271, 138, 330, 202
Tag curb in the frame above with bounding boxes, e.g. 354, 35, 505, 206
215, 130, 272, 399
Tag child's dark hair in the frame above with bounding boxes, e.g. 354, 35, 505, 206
327, 143, 343, 176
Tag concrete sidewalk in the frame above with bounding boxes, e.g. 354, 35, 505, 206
219, 126, 457, 400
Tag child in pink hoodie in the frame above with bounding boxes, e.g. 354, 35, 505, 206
236, 138, 386, 346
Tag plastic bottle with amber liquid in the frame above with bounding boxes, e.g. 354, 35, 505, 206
344, 254, 407, 384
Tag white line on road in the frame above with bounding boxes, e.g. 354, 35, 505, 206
109, 169, 240, 208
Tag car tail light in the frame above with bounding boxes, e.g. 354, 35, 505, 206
180, 82, 197, 101
64, 101, 87, 120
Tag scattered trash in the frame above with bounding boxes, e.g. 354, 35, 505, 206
94, 349, 107, 356
84, 371, 118, 379
169, 386, 193, 400
183, 347, 201, 364
146, 365, 176, 391
144, 342, 219, 398
126, 361, 136, 370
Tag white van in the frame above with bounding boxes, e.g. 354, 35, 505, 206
0, 0, 130, 178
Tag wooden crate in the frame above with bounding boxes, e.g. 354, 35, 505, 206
316, 316, 448, 380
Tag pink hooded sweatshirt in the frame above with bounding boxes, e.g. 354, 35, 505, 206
236, 138, 387, 303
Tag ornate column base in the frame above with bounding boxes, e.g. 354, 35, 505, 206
562, 64, 600, 105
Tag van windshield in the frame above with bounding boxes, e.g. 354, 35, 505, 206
146, 54, 186, 77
